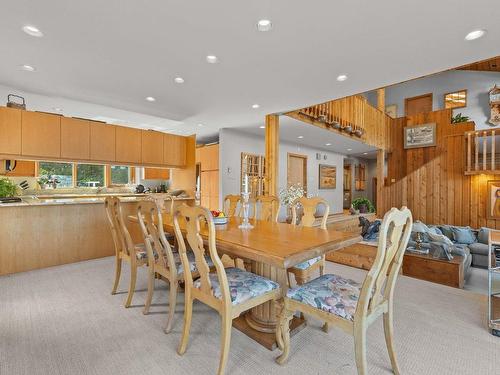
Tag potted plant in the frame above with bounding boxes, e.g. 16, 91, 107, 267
351, 197, 375, 214
37, 175, 49, 189
0, 177, 18, 198
451, 113, 470, 124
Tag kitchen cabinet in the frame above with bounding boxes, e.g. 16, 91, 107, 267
116, 126, 142, 164
21, 111, 61, 158
164, 134, 186, 167
0, 107, 22, 156
144, 168, 170, 180
201, 170, 219, 210
141, 130, 164, 165
90, 121, 115, 161
196, 144, 219, 171
61, 117, 90, 160
2, 160, 36, 177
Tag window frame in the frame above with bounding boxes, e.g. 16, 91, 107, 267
444, 89, 467, 110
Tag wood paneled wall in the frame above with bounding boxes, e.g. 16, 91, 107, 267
380, 109, 500, 229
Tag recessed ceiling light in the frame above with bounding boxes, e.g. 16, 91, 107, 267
297, 135, 304, 139
252, 104, 260, 109
347, 148, 352, 151
259, 125, 265, 129
22, 25, 43, 37
363, 152, 368, 155
206, 55, 218, 64
337, 74, 348, 82
174, 77, 185, 84
257, 19, 272, 32
52, 107, 62, 112
325, 143, 332, 146
145, 96, 156, 102
20, 64, 35, 72
465, 29, 486, 41
198, 123, 204, 127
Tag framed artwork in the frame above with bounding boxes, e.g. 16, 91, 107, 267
444, 89, 467, 109
487, 180, 500, 219
385, 104, 397, 118
318, 164, 336, 189
404, 123, 436, 149
489, 85, 500, 126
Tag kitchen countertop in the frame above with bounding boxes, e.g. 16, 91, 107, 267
0, 194, 194, 207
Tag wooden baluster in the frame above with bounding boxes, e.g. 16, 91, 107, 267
467, 132, 471, 173
483, 131, 487, 171
475, 133, 479, 171
492, 130, 496, 171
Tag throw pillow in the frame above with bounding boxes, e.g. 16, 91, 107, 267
451, 226, 476, 245
428, 226, 443, 236
478, 227, 489, 245
438, 225, 454, 241
428, 232, 454, 246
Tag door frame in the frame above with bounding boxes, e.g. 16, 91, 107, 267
287, 152, 307, 193
404, 93, 433, 116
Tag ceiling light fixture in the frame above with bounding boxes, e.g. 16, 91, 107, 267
325, 143, 332, 146
347, 148, 352, 151
465, 29, 486, 41
363, 152, 368, 155
257, 19, 272, 32
22, 25, 43, 37
198, 123, 204, 127
336, 74, 348, 82
145, 96, 156, 102
252, 104, 260, 109
259, 125, 265, 129
174, 77, 185, 84
21, 64, 35, 72
297, 135, 304, 139
206, 55, 219, 64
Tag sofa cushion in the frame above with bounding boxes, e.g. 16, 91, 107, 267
428, 226, 443, 236
451, 226, 476, 244
468, 242, 490, 256
451, 244, 470, 258
478, 227, 490, 245
438, 225, 455, 241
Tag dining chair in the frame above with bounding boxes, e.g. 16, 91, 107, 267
287, 197, 330, 286
222, 194, 241, 217
104, 196, 149, 307
137, 199, 214, 333
173, 204, 281, 375
276, 207, 412, 375
254, 195, 279, 222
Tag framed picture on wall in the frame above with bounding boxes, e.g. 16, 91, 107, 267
385, 104, 397, 118
404, 123, 436, 149
487, 180, 500, 219
318, 164, 336, 189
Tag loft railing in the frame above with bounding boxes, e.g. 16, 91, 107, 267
286, 95, 392, 150
465, 129, 500, 174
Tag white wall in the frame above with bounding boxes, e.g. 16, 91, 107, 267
219, 128, 345, 219
366, 70, 499, 129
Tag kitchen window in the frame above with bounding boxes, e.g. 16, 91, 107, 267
76, 164, 105, 187
110, 165, 132, 185
38, 162, 73, 188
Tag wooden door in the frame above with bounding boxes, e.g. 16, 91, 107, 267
287, 153, 307, 192
90, 121, 115, 161
141, 130, 164, 165
164, 134, 187, 167
21, 111, 61, 158
405, 93, 433, 116
116, 126, 142, 164
61, 117, 90, 160
343, 165, 352, 209
0, 107, 22, 156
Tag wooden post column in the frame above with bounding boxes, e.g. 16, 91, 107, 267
265, 115, 279, 196
377, 88, 385, 111
376, 149, 385, 216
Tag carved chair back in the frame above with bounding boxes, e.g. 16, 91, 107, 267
223, 194, 241, 217
291, 197, 330, 229
104, 196, 123, 256
255, 195, 279, 222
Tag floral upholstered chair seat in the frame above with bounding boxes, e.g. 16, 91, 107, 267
193, 267, 279, 305
135, 244, 158, 260
286, 274, 362, 321
291, 256, 322, 270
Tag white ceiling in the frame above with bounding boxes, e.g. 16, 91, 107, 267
1, 1, 499, 141
238, 116, 378, 157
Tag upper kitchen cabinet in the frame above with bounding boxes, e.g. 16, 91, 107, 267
0, 107, 22, 156
115, 126, 142, 164
90, 121, 115, 161
141, 130, 164, 165
196, 144, 219, 171
61, 117, 90, 160
21, 111, 61, 158
164, 134, 186, 167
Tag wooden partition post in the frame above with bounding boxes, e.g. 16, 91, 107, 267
376, 149, 385, 216
377, 88, 385, 111
265, 115, 279, 196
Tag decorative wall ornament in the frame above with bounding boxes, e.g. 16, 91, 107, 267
318, 164, 336, 189
385, 104, 397, 118
487, 180, 500, 219
489, 85, 500, 126
404, 123, 436, 149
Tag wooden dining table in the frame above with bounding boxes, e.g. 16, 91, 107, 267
128, 214, 361, 350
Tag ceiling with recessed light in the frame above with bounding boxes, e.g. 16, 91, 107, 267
0, 1, 499, 142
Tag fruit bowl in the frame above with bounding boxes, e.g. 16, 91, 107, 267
211, 210, 228, 225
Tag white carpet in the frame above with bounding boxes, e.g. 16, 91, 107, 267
1, 257, 499, 375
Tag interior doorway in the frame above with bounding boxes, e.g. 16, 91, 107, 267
343, 164, 352, 209
287, 153, 307, 193
405, 93, 433, 116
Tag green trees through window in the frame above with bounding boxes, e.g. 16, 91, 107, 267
76, 164, 105, 187
38, 162, 73, 188
111, 166, 130, 185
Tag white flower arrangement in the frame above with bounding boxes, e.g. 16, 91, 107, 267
279, 184, 305, 206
